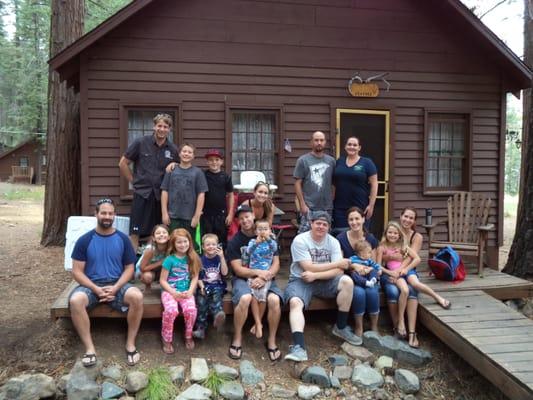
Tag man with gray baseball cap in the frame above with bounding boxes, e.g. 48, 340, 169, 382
284, 210, 362, 362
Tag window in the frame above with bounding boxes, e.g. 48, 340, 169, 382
424, 112, 471, 193
120, 106, 179, 198
231, 111, 278, 185
19, 157, 29, 167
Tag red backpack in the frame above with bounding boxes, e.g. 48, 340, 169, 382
428, 246, 466, 282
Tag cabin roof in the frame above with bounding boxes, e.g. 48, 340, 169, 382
48, 0, 532, 91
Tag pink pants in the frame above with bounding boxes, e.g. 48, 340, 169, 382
161, 291, 197, 343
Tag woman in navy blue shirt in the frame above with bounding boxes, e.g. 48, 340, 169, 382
333, 137, 378, 230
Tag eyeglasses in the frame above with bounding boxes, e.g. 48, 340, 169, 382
96, 198, 114, 206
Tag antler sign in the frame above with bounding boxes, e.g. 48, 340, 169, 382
348, 72, 390, 97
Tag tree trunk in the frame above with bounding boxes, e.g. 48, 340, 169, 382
503, 0, 533, 278
41, 0, 84, 246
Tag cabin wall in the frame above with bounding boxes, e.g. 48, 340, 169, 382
80, 0, 505, 264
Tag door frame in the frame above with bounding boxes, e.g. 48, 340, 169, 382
335, 108, 391, 228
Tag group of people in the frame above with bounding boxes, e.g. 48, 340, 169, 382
68, 115, 450, 367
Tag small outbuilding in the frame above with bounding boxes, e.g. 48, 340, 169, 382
49, 0, 531, 267
0, 137, 45, 184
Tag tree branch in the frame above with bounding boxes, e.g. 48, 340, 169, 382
479, 0, 509, 19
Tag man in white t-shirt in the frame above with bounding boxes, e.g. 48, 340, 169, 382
284, 211, 362, 362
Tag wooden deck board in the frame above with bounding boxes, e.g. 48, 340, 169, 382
418, 290, 533, 400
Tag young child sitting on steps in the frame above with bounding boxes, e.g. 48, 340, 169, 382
134, 224, 169, 291
192, 233, 228, 340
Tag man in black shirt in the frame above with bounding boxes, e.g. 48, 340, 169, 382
119, 113, 179, 250
225, 205, 283, 361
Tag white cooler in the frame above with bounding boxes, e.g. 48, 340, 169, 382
64, 216, 130, 271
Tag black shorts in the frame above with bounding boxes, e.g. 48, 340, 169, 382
201, 213, 228, 247
130, 192, 161, 237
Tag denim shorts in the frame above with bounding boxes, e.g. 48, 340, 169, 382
231, 277, 284, 306
381, 277, 418, 303
283, 275, 343, 310
69, 281, 134, 313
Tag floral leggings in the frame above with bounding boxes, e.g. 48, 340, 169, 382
161, 291, 197, 343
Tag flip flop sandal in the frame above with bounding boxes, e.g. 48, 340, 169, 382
394, 328, 407, 340
82, 353, 97, 368
408, 332, 420, 349
162, 342, 175, 355
126, 349, 140, 366
266, 346, 282, 362
228, 344, 242, 360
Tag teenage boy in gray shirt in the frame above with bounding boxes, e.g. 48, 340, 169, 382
161, 143, 208, 248
294, 131, 336, 233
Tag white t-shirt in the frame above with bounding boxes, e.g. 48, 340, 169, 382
289, 231, 342, 279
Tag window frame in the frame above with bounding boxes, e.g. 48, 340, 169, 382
423, 109, 472, 195
119, 103, 182, 200
225, 105, 284, 195
19, 156, 29, 167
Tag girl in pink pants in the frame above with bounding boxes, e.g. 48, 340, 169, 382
160, 228, 200, 353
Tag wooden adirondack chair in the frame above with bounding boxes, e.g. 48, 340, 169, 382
423, 192, 494, 277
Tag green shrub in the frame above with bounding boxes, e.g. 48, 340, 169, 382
136, 368, 177, 400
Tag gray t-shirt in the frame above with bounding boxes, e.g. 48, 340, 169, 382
161, 165, 208, 220
293, 153, 335, 211
289, 231, 342, 279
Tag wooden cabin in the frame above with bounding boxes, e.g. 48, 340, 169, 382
0, 137, 45, 184
49, 0, 531, 268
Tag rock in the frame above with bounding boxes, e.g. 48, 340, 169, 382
190, 358, 209, 382
214, 364, 239, 380
384, 376, 395, 386
341, 342, 375, 362
333, 366, 353, 381
239, 360, 264, 386
101, 382, 125, 399
0, 373, 56, 400
271, 384, 296, 398
169, 365, 186, 385
374, 388, 390, 400
290, 363, 308, 380
297, 384, 321, 399
70, 359, 103, 381
362, 331, 432, 367
394, 369, 420, 394
176, 383, 212, 400
504, 299, 519, 311
328, 354, 349, 366
102, 365, 122, 381
351, 365, 384, 389
118, 396, 135, 400
374, 356, 393, 372
329, 374, 341, 389
57, 374, 70, 393
257, 381, 267, 392
124, 371, 148, 393
395, 342, 432, 367
219, 381, 245, 400
301, 366, 330, 388
403, 395, 417, 400
66, 373, 100, 400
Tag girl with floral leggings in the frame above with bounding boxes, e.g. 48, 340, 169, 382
160, 228, 200, 353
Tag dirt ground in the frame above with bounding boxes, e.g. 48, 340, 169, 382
0, 183, 514, 399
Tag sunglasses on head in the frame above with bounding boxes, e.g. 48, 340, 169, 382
96, 198, 114, 206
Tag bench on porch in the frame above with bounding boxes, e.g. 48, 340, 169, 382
10, 165, 34, 184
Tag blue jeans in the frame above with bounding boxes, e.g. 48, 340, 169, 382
352, 285, 380, 316
381, 278, 418, 303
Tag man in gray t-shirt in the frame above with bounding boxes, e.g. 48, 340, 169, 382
293, 131, 336, 233
283, 211, 362, 363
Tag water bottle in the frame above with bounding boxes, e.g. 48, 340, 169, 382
425, 208, 432, 225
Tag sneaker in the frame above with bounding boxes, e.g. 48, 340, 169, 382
284, 345, 308, 362
213, 311, 226, 330
192, 328, 205, 340
332, 325, 363, 346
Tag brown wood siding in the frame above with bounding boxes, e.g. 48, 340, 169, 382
80, 0, 506, 256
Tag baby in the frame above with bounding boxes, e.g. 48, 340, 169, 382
349, 240, 381, 288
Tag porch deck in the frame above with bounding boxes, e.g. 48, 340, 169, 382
51, 265, 533, 399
